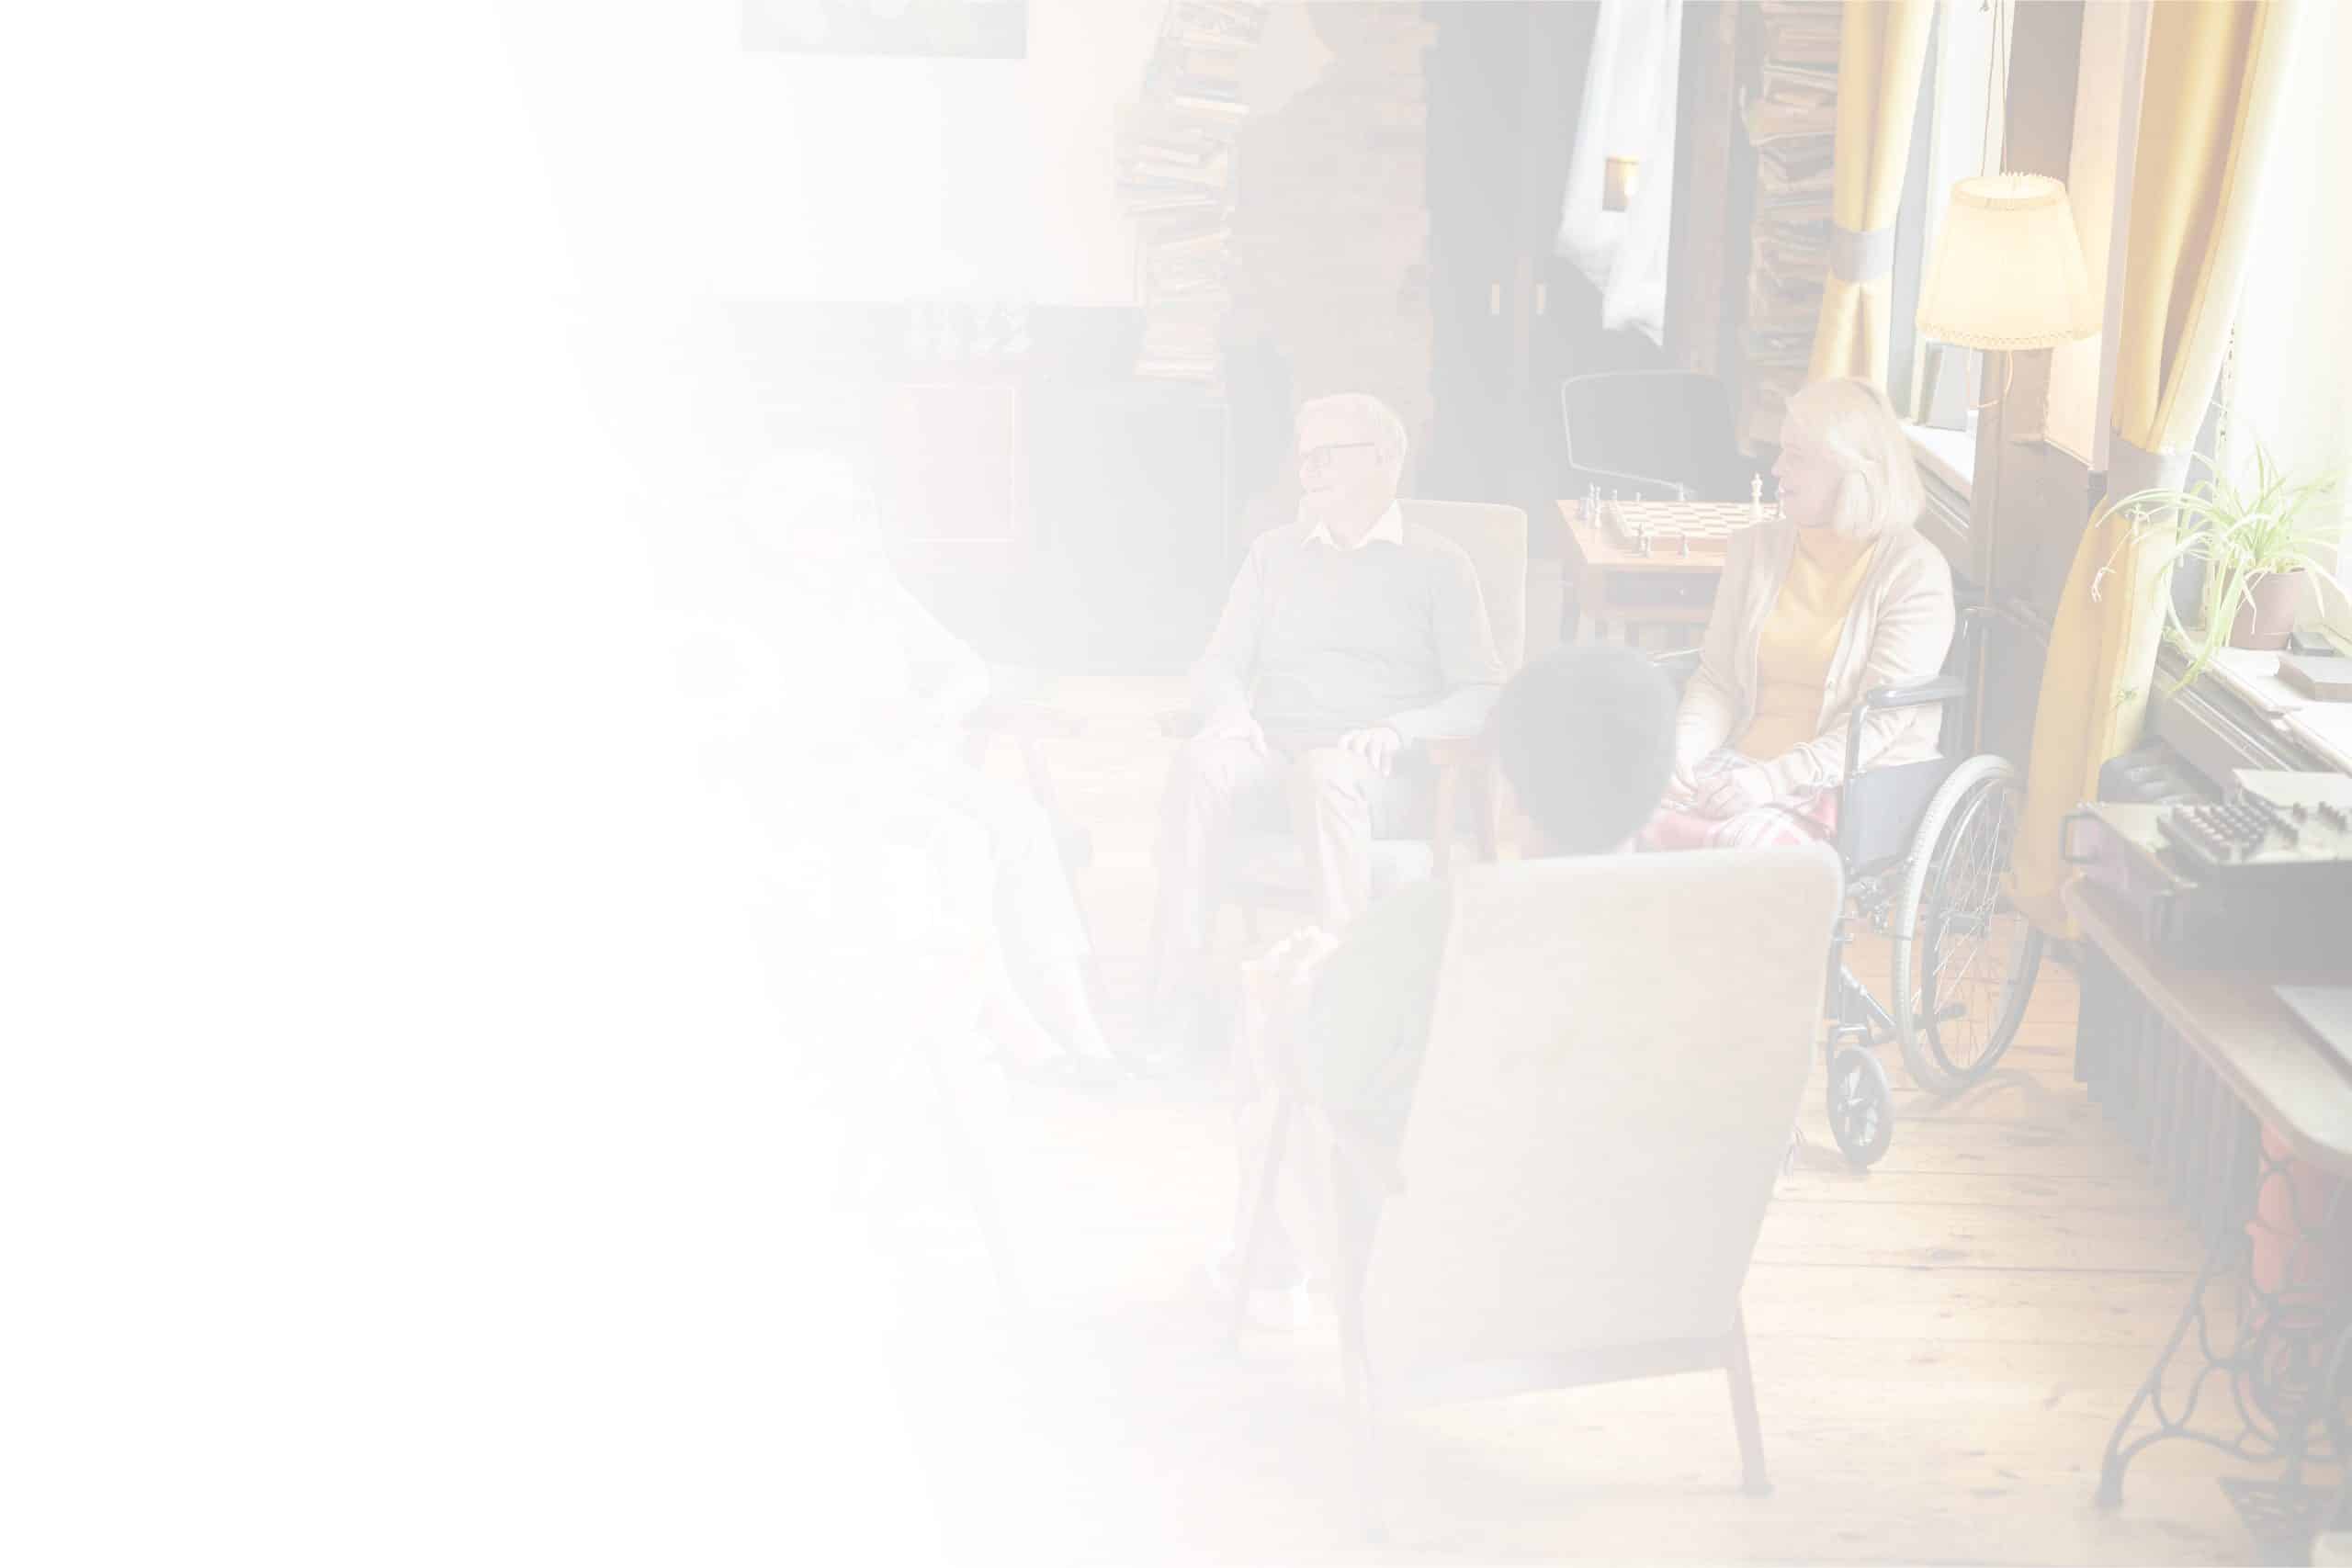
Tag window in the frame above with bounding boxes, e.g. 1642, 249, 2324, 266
1897, 0, 2006, 445
2216, 0, 2352, 648
2042, 0, 2137, 467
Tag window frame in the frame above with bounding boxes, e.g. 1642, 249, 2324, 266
1883, 2, 1940, 423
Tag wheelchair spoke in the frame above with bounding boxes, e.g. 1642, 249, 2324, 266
1917, 777, 2040, 1083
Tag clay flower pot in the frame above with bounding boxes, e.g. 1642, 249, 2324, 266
2227, 567, 2309, 651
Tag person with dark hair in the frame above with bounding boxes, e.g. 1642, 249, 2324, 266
1215, 643, 1678, 1325
1491, 643, 1682, 858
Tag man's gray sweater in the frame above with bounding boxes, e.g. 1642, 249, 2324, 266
1193, 515, 1505, 747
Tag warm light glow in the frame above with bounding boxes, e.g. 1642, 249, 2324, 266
1602, 155, 1640, 213
1915, 173, 2099, 350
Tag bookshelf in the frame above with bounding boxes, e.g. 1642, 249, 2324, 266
1116, 1, 1273, 384
1739, 1, 1838, 446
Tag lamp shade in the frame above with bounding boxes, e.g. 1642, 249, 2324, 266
1915, 174, 2099, 350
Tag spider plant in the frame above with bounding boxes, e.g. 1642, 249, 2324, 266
2098, 442, 2345, 691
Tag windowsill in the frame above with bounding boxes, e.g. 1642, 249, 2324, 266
1905, 422, 1976, 499
2159, 647, 2352, 781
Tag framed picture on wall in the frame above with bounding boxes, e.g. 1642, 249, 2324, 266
743, 0, 1027, 60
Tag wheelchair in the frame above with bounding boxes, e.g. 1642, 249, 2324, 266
1660, 605, 2047, 1167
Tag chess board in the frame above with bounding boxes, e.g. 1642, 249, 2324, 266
1599, 498, 1775, 555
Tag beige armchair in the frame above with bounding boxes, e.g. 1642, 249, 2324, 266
1240, 845, 1842, 1529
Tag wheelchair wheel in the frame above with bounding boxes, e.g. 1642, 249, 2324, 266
1827, 1045, 1893, 1167
1890, 755, 2046, 1091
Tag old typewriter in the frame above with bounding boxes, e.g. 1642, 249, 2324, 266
2064, 771, 2352, 971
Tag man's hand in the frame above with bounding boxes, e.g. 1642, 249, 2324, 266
1242, 925, 1341, 1010
1692, 760, 1772, 820
1339, 725, 1403, 777
1240, 924, 1341, 1043
1193, 707, 1270, 793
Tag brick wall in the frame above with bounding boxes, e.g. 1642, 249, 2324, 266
1227, 2, 1436, 536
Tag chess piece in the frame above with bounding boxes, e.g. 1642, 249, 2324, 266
1637, 527, 1652, 558
1678, 530, 1690, 559
1750, 473, 1764, 525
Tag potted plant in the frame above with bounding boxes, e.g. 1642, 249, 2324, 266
2099, 442, 2345, 689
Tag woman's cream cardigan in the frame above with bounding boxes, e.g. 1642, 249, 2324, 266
1675, 520, 1957, 799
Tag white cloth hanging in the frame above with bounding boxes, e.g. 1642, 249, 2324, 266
1555, 0, 1685, 344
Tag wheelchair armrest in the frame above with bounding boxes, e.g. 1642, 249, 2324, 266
1845, 675, 1967, 783
1857, 674, 1966, 714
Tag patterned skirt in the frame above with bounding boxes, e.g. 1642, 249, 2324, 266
1638, 751, 1840, 852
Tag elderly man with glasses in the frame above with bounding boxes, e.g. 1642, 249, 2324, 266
1148, 392, 1505, 1051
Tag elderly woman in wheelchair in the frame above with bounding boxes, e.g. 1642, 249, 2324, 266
1645, 378, 2045, 1165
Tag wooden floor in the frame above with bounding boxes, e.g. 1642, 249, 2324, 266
853, 676, 2315, 1565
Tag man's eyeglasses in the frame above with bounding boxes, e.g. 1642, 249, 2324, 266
1297, 442, 1377, 470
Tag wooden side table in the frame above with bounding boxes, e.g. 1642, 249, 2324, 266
1555, 500, 1726, 649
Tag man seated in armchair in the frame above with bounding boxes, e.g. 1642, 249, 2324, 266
1150, 392, 1506, 1046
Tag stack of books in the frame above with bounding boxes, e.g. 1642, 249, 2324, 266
1118, 0, 1271, 381
1740, 0, 1842, 444
1757, 0, 1840, 69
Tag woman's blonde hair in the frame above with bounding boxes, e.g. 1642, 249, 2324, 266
1781, 378, 1925, 540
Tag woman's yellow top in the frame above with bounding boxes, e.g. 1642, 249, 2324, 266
1737, 530, 1882, 763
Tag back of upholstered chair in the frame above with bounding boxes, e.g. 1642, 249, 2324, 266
1401, 500, 1528, 671
1361, 846, 1841, 1394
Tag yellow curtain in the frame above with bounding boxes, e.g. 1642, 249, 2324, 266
2011, 0, 2305, 937
1808, 0, 1934, 387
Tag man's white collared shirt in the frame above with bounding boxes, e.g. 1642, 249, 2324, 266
1306, 501, 1404, 552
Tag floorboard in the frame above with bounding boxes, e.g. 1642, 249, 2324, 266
860, 675, 2325, 1563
